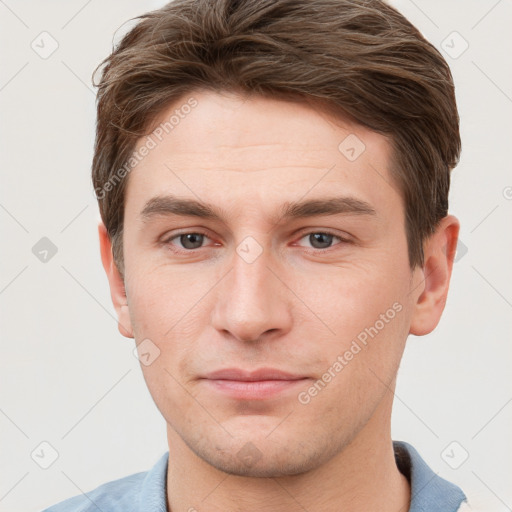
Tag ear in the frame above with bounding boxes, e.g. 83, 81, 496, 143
98, 221, 134, 339
409, 215, 460, 336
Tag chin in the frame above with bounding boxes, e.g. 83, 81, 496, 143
202, 448, 324, 478
184, 427, 338, 478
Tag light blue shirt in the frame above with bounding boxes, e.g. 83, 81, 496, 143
41, 440, 467, 512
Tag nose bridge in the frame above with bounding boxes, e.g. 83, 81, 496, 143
211, 235, 292, 342
233, 239, 273, 301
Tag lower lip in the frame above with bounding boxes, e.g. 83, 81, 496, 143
204, 378, 309, 400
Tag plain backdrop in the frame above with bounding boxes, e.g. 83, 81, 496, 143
0, 1, 511, 511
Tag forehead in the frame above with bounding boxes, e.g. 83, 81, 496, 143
124, 90, 401, 221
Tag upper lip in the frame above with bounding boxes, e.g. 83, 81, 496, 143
203, 368, 307, 381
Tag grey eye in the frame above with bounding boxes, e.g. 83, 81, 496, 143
179, 233, 205, 249
308, 233, 335, 249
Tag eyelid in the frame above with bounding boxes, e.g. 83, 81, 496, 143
294, 227, 351, 239
293, 229, 352, 249
162, 229, 214, 247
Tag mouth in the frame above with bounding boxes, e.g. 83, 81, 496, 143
200, 368, 310, 400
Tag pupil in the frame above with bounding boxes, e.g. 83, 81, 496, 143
310, 233, 332, 249
181, 233, 203, 249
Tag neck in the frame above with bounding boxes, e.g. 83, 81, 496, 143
166, 393, 410, 512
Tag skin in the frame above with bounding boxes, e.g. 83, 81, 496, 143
99, 90, 459, 512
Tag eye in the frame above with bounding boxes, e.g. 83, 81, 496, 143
164, 231, 211, 251
296, 231, 348, 250
162, 229, 350, 255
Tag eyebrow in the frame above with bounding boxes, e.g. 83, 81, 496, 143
139, 194, 377, 224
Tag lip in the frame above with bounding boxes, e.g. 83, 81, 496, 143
204, 368, 306, 381
201, 368, 310, 400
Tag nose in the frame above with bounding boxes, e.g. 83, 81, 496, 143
211, 239, 293, 343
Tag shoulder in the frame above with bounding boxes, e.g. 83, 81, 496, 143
393, 440, 467, 511
40, 471, 145, 512
394, 441, 498, 512
456, 489, 508, 512
40, 452, 169, 512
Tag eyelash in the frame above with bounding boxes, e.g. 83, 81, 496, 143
162, 230, 351, 255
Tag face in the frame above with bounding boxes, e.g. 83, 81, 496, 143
108, 90, 432, 477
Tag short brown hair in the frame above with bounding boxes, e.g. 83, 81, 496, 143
92, 0, 460, 277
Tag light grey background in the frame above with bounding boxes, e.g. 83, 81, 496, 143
0, 1, 511, 511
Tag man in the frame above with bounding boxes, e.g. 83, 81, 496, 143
43, 0, 470, 510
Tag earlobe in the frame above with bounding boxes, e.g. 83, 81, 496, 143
98, 222, 134, 339
409, 215, 460, 336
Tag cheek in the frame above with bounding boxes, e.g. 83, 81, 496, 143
307, 264, 408, 337
303, 260, 412, 391
138, 358, 199, 434
126, 265, 217, 398
125, 262, 210, 339
297, 298, 409, 426
126, 269, 205, 411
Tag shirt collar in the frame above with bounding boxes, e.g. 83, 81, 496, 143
140, 442, 467, 512
137, 451, 168, 512
394, 440, 467, 512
